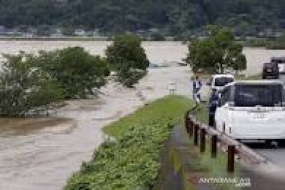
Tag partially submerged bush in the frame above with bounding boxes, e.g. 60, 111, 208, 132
0, 47, 110, 117
0, 53, 62, 117
106, 34, 149, 87
38, 47, 110, 98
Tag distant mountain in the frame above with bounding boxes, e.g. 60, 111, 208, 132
0, 0, 285, 36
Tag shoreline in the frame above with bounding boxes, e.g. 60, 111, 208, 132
1, 37, 283, 50
0, 36, 110, 41
1, 37, 284, 50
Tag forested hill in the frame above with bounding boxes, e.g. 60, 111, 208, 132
1, 0, 285, 36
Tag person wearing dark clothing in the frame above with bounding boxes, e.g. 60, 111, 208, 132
208, 89, 219, 127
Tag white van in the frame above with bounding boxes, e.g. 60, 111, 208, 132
208, 74, 235, 91
201, 74, 234, 102
215, 80, 285, 142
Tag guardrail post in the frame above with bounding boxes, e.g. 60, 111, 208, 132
185, 115, 192, 137
194, 124, 199, 146
188, 120, 193, 137
200, 128, 206, 153
211, 135, 217, 158
227, 145, 235, 173
185, 111, 190, 133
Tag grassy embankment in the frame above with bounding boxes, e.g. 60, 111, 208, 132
196, 73, 261, 81
242, 38, 285, 49
65, 95, 191, 190
64, 95, 241, 190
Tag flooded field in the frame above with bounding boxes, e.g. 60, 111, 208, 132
0, 41, 284, 190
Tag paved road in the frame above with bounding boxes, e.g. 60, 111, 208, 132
255, 147, 285, 167
279, 74, 285, 82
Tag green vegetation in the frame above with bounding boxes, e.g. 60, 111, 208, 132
37, 47, 110, 98
243, 35, 285, 49
178, 125, 241, 190
0, 47, 110, 116
1, 0, 285, 37
237, 73, 261, 80
177, 103, 241, 190
242, 39, 268, 48
0, 36, 152, 116
0, 53, 63, 116
266, 35, 285, 49
106, 34, 149, 87
65, 95, 191, 190
186, 26, 247, 74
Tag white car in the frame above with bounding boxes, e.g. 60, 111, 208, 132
201, 74, 234, 102
208, 74, 235, 91
215, 80, 285, 142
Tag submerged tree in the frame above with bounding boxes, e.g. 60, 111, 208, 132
186, 26, 247, 74
38, 47, 110, 98
106, 34, 149, 87
0, 47, 111, 117
0, 53, 62, 117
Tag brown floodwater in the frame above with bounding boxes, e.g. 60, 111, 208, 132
0, 84, 149, 190
0, 117, 77, 190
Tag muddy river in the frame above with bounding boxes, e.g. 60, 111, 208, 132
0, 41, 285, 190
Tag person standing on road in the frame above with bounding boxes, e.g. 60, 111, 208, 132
192, 75, 202, 105
208, 88, 219, 127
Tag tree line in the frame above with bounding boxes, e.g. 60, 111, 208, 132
0, 34, 149, 117
1, 0, 285, 37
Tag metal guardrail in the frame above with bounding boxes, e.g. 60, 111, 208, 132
185, 109, 268, 173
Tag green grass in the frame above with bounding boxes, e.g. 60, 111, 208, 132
65, 95, 192, 190
164, 122, 241, 190
242, 38, 285, 50
103, 95, 192, 138
180, 103, 242, 190
193, 73, 262, 83
192, 104, 209, 124
236, 73, 261, 80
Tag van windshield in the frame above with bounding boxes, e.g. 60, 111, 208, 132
234, 84, 282, 107
214, 77, 234, 87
